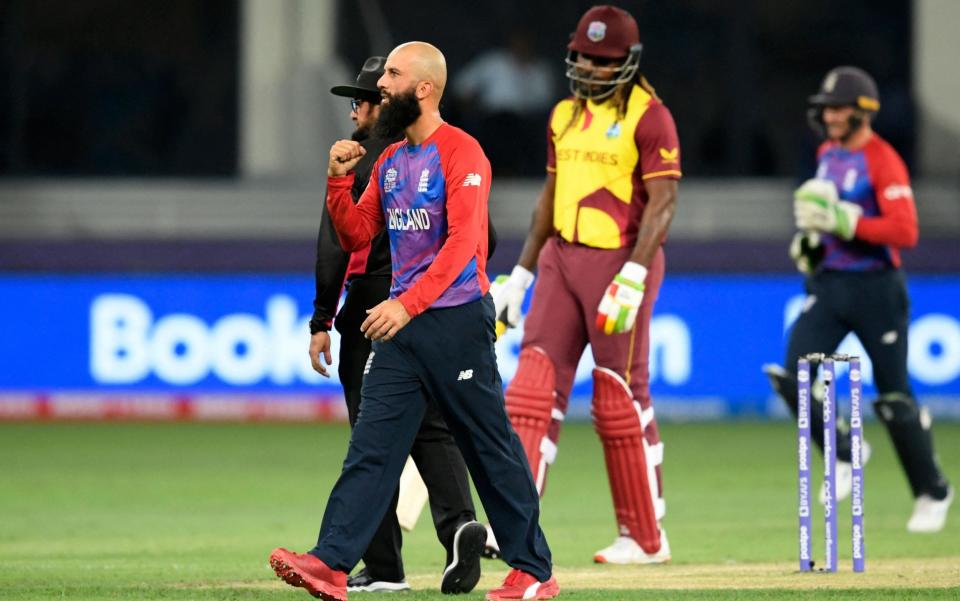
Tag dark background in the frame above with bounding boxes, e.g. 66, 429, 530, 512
0, 0, 912, 178
0, 0, 238, 176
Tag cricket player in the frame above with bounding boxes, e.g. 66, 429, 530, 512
491, 5, 680, 564
310, 56, 486, 593
270, 41, 558, 601
765, 66, 953, 532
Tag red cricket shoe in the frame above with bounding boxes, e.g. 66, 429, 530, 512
269, 547, 348, 601
486, 568, 559, 600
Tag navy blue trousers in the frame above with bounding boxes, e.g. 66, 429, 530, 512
310, 295, 552, 581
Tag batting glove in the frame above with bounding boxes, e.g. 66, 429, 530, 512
491, 265, 534, 327
789, 231, 824, 275
596, 262, 646, 335
793, 178, 862, 240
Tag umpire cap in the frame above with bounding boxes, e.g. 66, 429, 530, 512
330, 56, 386, 103
808, 66, 880, 112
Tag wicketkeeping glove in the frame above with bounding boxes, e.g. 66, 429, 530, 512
596, 262, 647, 335
793, 178, 862, 240
491, 265, 534, 328
789, 231, 824, 275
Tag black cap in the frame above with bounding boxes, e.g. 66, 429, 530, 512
808, 66, 880, 112
330, 56, 386, 103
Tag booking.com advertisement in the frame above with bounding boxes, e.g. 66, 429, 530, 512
1, 274, 959, 420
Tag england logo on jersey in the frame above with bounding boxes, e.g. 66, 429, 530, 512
387, 207, 432, 231
417, 169, 430, 192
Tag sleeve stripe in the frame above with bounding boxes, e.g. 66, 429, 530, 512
546, 166, 557, 173
642, 169, 682, 180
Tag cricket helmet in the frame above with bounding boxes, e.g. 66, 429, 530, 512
807, 66, 880, 139
808, 66, 880, 112
565, 5, 643, 100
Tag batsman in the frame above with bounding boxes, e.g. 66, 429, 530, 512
491, 5, 680, 564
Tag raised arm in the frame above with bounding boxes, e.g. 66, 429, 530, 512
325, 140, 385, 251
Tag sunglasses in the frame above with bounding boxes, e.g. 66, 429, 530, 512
351, 98, 362, 112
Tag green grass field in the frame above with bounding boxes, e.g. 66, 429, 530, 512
1, 421, 958, 600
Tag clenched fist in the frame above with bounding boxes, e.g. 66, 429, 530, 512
328, 140, 367, 177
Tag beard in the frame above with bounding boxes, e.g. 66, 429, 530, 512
351, 124, 372, 143
374, 87, 421, 138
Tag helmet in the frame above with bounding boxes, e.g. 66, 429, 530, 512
807, 66, 880, 139
808, 66, 880, 112
565, 5, 643, 100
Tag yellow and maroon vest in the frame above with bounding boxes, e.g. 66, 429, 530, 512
548, 85, 681, 249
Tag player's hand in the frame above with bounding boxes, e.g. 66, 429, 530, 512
793, 178, 862, 240
789, 231, 824, 275
328, 140, 366, 177
596, 262, 646, 335
361, 299, 411, 342
491, 265, 534, 327
309, 331, 333, 377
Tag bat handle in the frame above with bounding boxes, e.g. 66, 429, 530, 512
495, 308, 509, 340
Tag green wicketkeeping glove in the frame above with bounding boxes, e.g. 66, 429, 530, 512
793, 178, 862, 240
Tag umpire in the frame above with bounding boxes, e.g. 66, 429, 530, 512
309, 56, 486, 592
767, 66, 952, 533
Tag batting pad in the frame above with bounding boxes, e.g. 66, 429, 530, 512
592, 367, 663, 554
505, 346, 557, 495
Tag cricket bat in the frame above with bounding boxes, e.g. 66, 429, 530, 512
396, 456, 429, 531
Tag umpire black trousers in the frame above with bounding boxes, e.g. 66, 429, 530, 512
334, 276, 474, 580
314, 295, 553, 581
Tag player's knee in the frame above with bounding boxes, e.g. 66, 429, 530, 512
874, 393, 922, 425
505, 346, 557, 422
592, 367, 646, 433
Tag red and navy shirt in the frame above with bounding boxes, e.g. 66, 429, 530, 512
326, 123, 492, 317
814, 133, 918, 271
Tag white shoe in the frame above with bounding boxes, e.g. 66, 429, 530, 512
819, 441, 871, 505
907, 486, 954, 533
593, 528, 671, 564
481, 523, 501, 559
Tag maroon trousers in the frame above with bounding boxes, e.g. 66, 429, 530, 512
518, 237, 667, 516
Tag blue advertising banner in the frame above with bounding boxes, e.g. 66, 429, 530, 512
1, 274, 958, 419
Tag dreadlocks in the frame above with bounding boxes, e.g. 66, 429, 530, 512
557, 71, 659, 141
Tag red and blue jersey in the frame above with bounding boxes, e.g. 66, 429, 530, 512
326, 123, 492, 317
814, 133, 918, 271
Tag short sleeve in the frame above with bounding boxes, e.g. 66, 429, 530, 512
635, 103, 682, 181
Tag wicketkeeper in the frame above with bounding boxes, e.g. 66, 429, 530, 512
765, 66, 952, 533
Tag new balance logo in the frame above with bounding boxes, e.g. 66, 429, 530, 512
457, 369, 474, 381
462, 173, 482, 187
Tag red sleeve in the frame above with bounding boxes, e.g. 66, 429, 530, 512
397, 133, 491, 317
325, 165, 385, 252
635, 102, 682, 181
859, 139, 918, 248
546, 104, 558, 173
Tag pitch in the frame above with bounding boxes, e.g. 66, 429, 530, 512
1, 421, 957, 599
